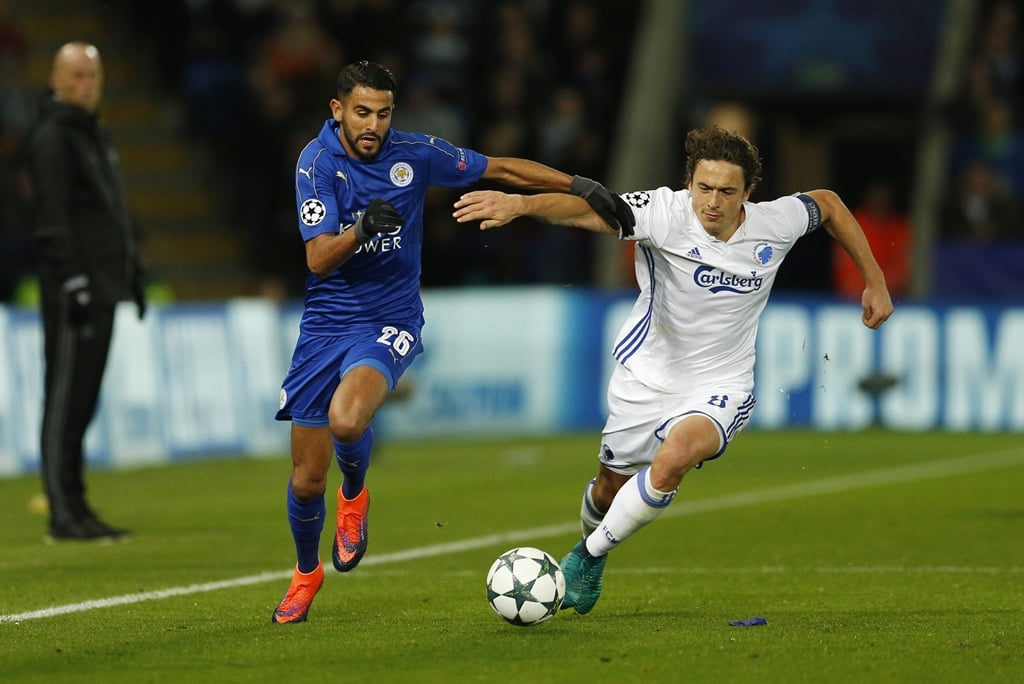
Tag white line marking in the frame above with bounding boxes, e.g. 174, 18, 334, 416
2, 448, 1021, 624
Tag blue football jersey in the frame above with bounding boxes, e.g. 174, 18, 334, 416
293, 118, 488, 334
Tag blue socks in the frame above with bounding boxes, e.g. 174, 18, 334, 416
334, 427, 374, 499
286, 428, 373, 572
287, 481, 325, 573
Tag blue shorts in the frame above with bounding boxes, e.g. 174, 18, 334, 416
276, 319, 424, 427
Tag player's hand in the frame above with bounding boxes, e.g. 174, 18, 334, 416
354, 199, 403, 243
453, 191, 525, 230
861, 284, 893, 329
570, 175, 635, 236
62, 274, 93, 327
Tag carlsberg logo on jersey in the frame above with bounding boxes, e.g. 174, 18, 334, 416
694, 265, 765, 294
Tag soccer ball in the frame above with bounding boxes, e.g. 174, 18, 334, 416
485, 546, 565, 626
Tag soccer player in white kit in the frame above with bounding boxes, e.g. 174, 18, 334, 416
453, 126, 894, 614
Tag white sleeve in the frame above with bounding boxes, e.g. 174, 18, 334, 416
757, 194, 819, 242
619, 187, 676, 246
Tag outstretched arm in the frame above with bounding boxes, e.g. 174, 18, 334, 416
480, 160, 635, 234
481, 157, 573, 192
453, 190, 616, 233
807, 189, 894, 329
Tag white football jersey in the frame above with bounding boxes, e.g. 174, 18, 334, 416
613, 186, 821, 393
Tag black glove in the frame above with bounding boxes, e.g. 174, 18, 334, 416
570, 175, 636, 237
61, 275, 93, 327
132, 271, 147, 320
353, 199, 403, 244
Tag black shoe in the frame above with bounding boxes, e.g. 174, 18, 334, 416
45, 518, 130, 544
82, 516, 131, 540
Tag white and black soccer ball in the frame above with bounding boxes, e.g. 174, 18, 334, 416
485, 546, 565, 626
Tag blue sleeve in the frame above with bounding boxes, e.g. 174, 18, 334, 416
418, 135, 488, 187
295, 145, 341, 241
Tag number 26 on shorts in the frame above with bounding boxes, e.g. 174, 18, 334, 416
376, 326, 415, 357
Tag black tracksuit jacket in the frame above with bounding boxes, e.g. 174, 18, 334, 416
27, 95, 139, 304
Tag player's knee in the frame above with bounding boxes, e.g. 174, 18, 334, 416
290, 469, 328, 500
650, 462, 688, 491
331, 425, 365, 444
656, 421, 720, 485
651, 450, 702, 489
327, 412, 369, 443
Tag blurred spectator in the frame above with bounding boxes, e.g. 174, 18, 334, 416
408, 0, 472, 100
316, 0, 403, 62
180, 19, 250, 146
0, 0, 33, 301
939, 158, 1023, 242
256, 2, 339, 118
0, 0, 27, 80
932, 0, 1024, 302
392, 72, 467, 145
833, 179, 912, 300
949, 0, 1024, 208
975, 0, 1022, 110
538, 85, 586, 168
703, 101, 758, 142
474, 63, 534, 158
952, 97, 1024, 201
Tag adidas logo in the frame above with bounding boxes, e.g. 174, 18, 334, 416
686, 246, 702, 259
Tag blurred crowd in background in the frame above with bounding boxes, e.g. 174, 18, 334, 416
117, 0, 639, 296
1, 0, 1022, 303
942, 0, 1024, 244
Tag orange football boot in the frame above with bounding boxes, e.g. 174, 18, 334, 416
272, 562, 325, 624
332, 486, 369, 572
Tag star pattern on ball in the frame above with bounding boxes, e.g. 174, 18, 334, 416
486, 547, 565, 626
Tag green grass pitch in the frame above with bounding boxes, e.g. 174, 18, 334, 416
1, 430, 1021, 683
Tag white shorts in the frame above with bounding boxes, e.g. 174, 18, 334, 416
597, 363, 756, 474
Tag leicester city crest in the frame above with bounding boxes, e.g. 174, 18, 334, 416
390, 162, 414, 187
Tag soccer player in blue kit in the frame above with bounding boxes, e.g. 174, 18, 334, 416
271, 61, 577, 623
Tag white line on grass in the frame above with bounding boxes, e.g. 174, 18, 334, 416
2, 447, 1021, 624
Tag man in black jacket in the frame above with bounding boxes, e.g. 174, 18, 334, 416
26, 41, 146, 542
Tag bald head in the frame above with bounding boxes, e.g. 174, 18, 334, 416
51, 42, 103, 112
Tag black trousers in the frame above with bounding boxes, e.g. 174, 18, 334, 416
39, 287, 116, 526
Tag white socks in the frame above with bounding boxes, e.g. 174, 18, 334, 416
579, 479, 604, 537
585, 466, 676, 557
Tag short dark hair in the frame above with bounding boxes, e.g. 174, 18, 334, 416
337, 60, 398, 99
684, 126, 763, 192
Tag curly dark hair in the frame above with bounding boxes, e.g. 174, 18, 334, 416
337, 60, 398, 99
683, 126, 763, 192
